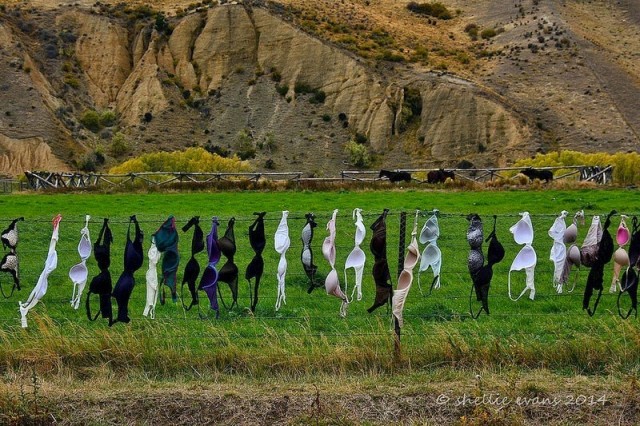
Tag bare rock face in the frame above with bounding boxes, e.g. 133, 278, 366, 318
0, 135, 68, 175
59, 11, 131, 109
0, 3, 534, 175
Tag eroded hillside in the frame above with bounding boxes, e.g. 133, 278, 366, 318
0, 0, 637, 176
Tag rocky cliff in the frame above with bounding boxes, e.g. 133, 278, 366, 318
0, 0, 637, 176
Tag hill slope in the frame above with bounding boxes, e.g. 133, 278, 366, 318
0, 0, 637, 176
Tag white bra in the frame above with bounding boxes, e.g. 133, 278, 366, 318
548, 211, 567, 293
69, 215, 92, 309
274, 211, 290, 311
418, 211, 441, 293
143, 237, 162, 319
392, 211, 420, 327
323, 209, 348, 317
19, 214, 62, 328
508, 212, 537, 301
344, 208, 366, 302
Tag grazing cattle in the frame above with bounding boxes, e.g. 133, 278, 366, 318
520, 167, 553, 183
427, 169, 455, 184
379, 169, 412, 183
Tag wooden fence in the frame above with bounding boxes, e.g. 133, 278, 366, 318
21, 165, 613, 191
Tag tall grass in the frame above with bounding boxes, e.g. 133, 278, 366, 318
0, 189, 638, 379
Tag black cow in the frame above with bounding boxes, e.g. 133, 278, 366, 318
379, 169, 412, 183
520, 167, 553, 183
427, 169, 455, 184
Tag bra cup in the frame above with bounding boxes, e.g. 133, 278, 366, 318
510, 245, 537, 271
78, 234, 92, 259
404, 241, 420, 270
550, 241, 567, 263
510, 215, 534, 245
548, 213, 567, 241
324, 269, 342, 296
275, 235, 290, 254
69, 263, 88, 283
301, 248, 312, 267
345, 247, 365, 269
354, 223, 366, 246
419, 244, 441, 272
563, 224, 578, 244
567, 245, 581, 266
199, 266, 219, 290
322, 239, 335, 266
419, 216, 439, 245
614, 247, 630, 266
468, 250, 484, 274
397, 269, 413, 290
617, 227, 630, 246
487, 238, 505, 265
467, 229, 483, 249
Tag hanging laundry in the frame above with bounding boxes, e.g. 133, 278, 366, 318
508, 212, 537, 301
246, 212, 266, 313
392, 210, 420, 327
548, 211, 568, 293
557, 210, 584, 293
610, 215, 630, 293
218, 217, 239, 310
180, 216, 204, 311
86, 218, 113, 322
582, 210, 616, 316
418, 210, 441, 294
69, 215, 91, 309
468, 215, 505, 318
19, 214, 61, 328
301, 213, 320, 293
323, 210, 348, 317
0, 217, 24, 298
368, 208, 393, 313
143, 237, 161, 319
111, 215, 144, 325
274, 211, 290, 311
344, 208, 366, 302
154, 215, 180, 304
618, 216, 640, 319
199, 217, 221, 317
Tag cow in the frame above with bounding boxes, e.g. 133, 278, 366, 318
520, 167, 553, 183
379, 169, 412, 183
427, 169, 455, 184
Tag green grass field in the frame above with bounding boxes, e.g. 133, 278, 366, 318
1, 188, 639, 424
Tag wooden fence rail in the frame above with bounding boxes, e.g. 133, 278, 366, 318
21, 165, 613, 191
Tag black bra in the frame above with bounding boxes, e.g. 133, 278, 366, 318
246, 212, 266, 312
86, 218, 113, 322
217, 218, 239, 310
469, 215, 505, 319
367, 209, 393, 314
583, 210, 616, 317
0, 217, 24, 298
301, 213, 320, 293
181, 216, 203, 311
111, 216, 144, 325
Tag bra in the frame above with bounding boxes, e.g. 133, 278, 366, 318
19, 214, 62, 328
583, 210, 616, 316
69, 215, 92, 309
0, 217, 24, 298
274, 211, 290, 311
301, 213, 319, 293
246, 212, 266, 312
111, 215, 144, 325
468, 215, 504, 319
344, 208, 366, 302
618, 267, 638, 319
549, 211, 568, 293
154, 215, 180, 304
144, 237, 162, 318
418, 211, 441, 293
180, 216, 203, 311
508, 212, 537, 301
86, 218, 113, 322
611, 215, 631, 293
367, 209, 393, 314
392, 211, 420, 327
218, 217, 239, 310
199, 217, 221, 317
323, 209, 348, 317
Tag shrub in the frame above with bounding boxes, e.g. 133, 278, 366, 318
465, 23, 479, 40
377, 50, 405, 62
481, 28, 497, 39
276, 84, 288, 97
110, 132, 130, 157
406, 2, 453, 20
109, 147, 251, 173
344, 140, 370, 167
79, 110, 101, 132
99, 110, 117, 127
64, 74, 80, 89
